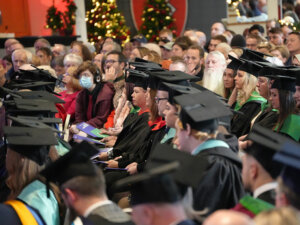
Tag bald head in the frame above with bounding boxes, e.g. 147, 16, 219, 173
4, 38, 19, 55
204, 210, 253, 225
211, 22, 225, 38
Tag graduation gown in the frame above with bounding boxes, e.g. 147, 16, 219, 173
231, 92, 267, 138
253, 107, 278, 130
257, 189, 276, 205
192, 140, 245, 215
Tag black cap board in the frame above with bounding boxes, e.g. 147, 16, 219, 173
241, 49, 270, 62
5, 99, 58, 113
238, 60, 263, 77
4, 126, 57, 165
245, 124, 285, 178
161, 82, 201, 104
125, 69, 149, 90
129, 61, 163, 72
148, 70, 197, 90
273, 140, 300, 195
146, 143, 208, 188
17, 116, 62, 124
227, 55, 244, 70
40, 141, 99, 186
113, 161, 182, 206
174, 91, 232, 132
270, 76, 296, 92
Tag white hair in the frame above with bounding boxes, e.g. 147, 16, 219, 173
63, 53, 83, 67
12, 49, 32, 64
142, 43, 162, 57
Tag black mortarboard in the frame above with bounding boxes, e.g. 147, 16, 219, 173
174, 91, 232, 132
114, 161, 182, 206
161, 82, 201, 104
227, 55, 244, 70
10, 81, 56, 92
17, 116, 62, 124
40, 141, 99, 186
17, 68, 58, 83
241, 49, 270, 62
245, 124, 285, 178
5, 99, 58, 114
238, 60, 263, 77
129, 60, 163, 72
125, 69, 149, 90
4, 126, 57, 165
270, 76, 296, 92
287, 67, 300, 86
273, 140, 300, 195
8, 115, 61, 133
146, 143, 208, 188
148, 70, 197, 90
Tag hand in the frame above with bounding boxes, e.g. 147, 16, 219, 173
102, 136, 117, 147
98, 152, 108, 161
238, 134, 247, 141
107, 160, 118, 168
69, 124, 79, 134
187, 63, 200, 76
104, 67, 117, 81
126, 162, 138, 175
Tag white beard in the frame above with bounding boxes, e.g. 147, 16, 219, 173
202, 68, 225, 96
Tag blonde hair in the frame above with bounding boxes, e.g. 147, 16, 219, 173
176, 117, 217, 142
6, 150, 44, 199
254, 207, 300, 225
237, 71, 258, 105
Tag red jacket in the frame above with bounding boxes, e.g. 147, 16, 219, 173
74, 82, 115, 128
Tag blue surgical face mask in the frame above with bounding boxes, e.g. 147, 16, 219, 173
80, 76, 93, 89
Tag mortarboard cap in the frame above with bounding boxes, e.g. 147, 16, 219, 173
241, 49, 270, 62
5, 99, 58, 113
40, 141, 99, 186
270, 76, 296, 92
113, 161, 182, 206
4, 126, 57, 165
245, 124, 285, 178
238, 60, 263, 77
10, 81, 56, 92
174, 91, 232, 132
125, 69, 149, 90
227, 55, 244, 70
286, 67, 300, 86
148, 70, 197, 90
129, 60, 163, 72
273, 140, 300, 195
161, 82, 201, 104
146, 143, 208, 188
17, 115, 62, 124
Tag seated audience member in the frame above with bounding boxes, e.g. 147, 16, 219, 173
184, 45, 204, 77
63, 53, 83, 70
216, 42, 232, 61
159, 28, 174, 45
52, 44, 67, 57
129, 47, 150, 62
246, 34, 263, 51
4, 127, 61, 225
57, 66, 82, 122
174, 91, 245, 214
286, 32, 300, 65
143, 43, 162, 59
293, 54, 300, 66
231, 34, 246, 49
70, 61, 114, 131
268, 27, 285, 46
249, 24, 265, 37
210, 22, 226, 38
34, 38, 51, 54
130, 34, 148, 48
208, 35, 227, 52
169, 59, 188, 72
36, 47, 52, 66
4, 38, 19, 55
202, 51, 227, 96
270, 45, 290, 64
204, 210, 253, 225
255, 207, 300, 225
257, 42, 274, 55
196, 30, 207, 48
41, 142, 134, 225
230, 60, 266, 138
9, 42, 24, 54
52, 55, 66, 88
172, 36, 193, 58
122, 42, 134, 59
184, 29, 202, 45
70, 41, 93, 61
144, 50, 161, 64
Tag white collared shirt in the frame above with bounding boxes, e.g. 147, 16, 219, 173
83, 200, 112, 217
253, 182, 277, 199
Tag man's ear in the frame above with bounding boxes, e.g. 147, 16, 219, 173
186, 123, 192, 136
64, 188, 78, 204
120, 61, 126, 70
249, 161, 258, 180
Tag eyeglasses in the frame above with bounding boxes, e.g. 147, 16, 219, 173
104, 59, 119, 64
154, 97, 168, 103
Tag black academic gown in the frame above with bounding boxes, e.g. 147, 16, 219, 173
111, 112, 150, 166
231, 101, 262, 138
193, 145, 245, 215
83, 215, 135, 225
253, 110, 278, 130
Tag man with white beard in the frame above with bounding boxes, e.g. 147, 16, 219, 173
202, 51, 227, 96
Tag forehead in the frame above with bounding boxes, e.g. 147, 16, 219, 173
13, 52, 27, 60
103, 44, 114, 51
94, 54, 102, 60
246, 38, 257, 43
288, 34, 300, 40
107, 53, 119, 60
212, 23, 221, 29
187, 48, 199, 55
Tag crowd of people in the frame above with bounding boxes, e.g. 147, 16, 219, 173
0, 8, 300, 225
